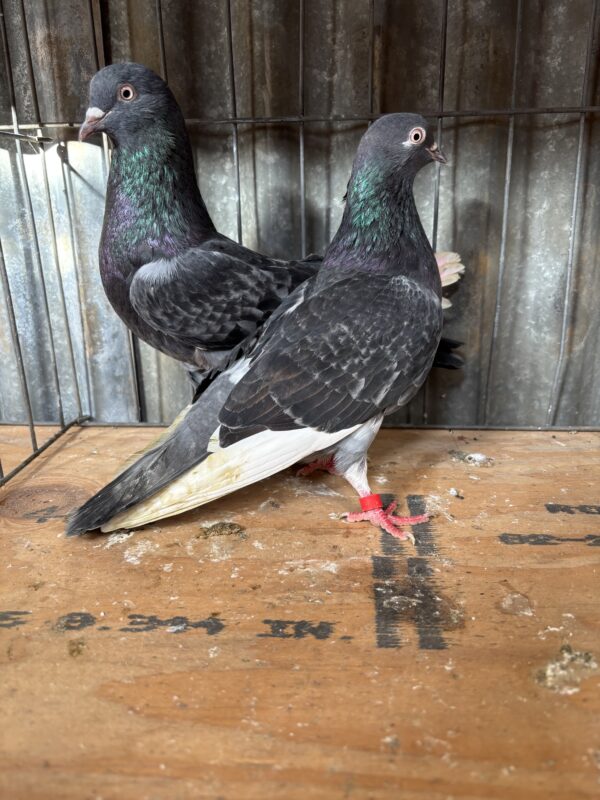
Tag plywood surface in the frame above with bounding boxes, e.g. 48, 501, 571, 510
0, 426, 599, 799
0, 425, 59, 477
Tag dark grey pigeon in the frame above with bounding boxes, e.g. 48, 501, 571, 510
68, 113, 447, 540
79, 62, 317, 380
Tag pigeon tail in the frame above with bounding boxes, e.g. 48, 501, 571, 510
101, 424, 361, 532
66, 364, 246, 536
432, 337, 464, 370
435, 251, 465, 309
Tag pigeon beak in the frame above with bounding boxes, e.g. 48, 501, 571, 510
427, 141, 447, 164
79, 107, 107, 142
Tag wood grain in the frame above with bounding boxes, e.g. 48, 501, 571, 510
0, 426, 599, 799
0, 425, 59, 477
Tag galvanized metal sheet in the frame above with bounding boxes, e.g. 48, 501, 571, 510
0, 0, 599, 428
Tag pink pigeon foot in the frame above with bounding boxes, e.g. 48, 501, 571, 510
296, 456, 336, 477
342, 498, 428, 542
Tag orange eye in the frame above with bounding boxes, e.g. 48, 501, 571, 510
409, 126, 426, 144
118, 84, 136, 102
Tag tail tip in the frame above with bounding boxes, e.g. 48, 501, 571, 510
65, 515, 88, 537
65, 507, 101, 537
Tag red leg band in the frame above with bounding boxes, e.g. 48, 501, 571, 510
359, 493, 384, 512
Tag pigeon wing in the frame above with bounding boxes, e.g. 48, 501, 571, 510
219, 271, 442, 445
129, 248, 292, 352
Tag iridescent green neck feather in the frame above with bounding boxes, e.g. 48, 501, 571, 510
324, 159, 436, 286
105, 127, 215, 256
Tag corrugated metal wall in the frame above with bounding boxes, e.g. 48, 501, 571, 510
0, 0, 599, 427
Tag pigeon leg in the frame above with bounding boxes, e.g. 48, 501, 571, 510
340, 458, 427, 541
296, 455, 336, 477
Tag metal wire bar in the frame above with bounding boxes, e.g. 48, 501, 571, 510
86, 0, 141, 421
167, 106, 600, 124
58, 145, 94, 418
9, 416, 600, 433
0, 414, 90, 489
430, 0, 449, 252
298, 0, 306, 257
482, 0, 524, 425
16, 0, 40, 122
422, 0, 449, 426
18, 0, 84, 420
89, 0, 111, 171
387, 423, 600, 432
3, 104, 600, 132
226, 0, 243, 244
86, 0, 100, 69
0, 129, 52, 143
367, 0, 375, 116
0, 0, 64, 427
155, 0, 168, 83
547, 0, 599, 425
107, 0, 170, 422
61, 135, 140, 424
9, 418, 598, 433
0, 238, 37, 451
35, 159, 83, 416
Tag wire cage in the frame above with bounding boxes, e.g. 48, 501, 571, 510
1, 0, 600, 489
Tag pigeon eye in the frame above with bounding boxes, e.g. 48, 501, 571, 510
118, 84, 136, 102
409, 126, 426, 145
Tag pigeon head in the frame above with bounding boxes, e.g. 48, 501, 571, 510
355, 113, 446, 177
79, 62, 181, 145
324, 113, 446, 272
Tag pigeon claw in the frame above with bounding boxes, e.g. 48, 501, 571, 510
296, 456, 336, 477
342, 500, 428, 542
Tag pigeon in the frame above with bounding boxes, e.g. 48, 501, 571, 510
67, 112, 446, 540
79, 62, 462, 383
79, 62, 316, 379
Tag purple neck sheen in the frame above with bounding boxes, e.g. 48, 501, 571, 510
323, 163, 435, 283
104, 125, 215, 258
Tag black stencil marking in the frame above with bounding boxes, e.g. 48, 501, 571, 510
54, 615, 331, 639
500, 533, 600, 547
120, 614, 224, 634
257, 619, 335, 640
0, 612, 339, 640
0, 610, 31, 628
408, 494, 436, 557
546, 503, 600, 515
55, 612, 97, 631
371, 495, 449, 650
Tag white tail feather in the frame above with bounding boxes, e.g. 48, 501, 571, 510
434, 251, 465, 309
101, 424, 359, 532
440, 269, 463, 286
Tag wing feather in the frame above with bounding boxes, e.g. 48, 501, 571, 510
129, 249, 298, 352
219, 271, 443, 445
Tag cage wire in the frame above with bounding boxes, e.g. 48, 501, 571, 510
0, 0, 599, 488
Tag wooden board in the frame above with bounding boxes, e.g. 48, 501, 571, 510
0, 426, 599, 800
0, 425, 59, 478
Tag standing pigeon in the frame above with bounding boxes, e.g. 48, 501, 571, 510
68, 113, 446, 539
79, 62, 316, 379
79, 63, 462, 381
